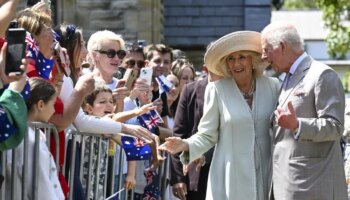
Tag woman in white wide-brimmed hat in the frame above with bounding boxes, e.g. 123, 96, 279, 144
160, 31, 280, 200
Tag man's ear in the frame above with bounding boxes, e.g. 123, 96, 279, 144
280, 41, 287, 54
144, 60, 150, 67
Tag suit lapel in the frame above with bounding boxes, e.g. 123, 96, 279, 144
274, 56, 312, 140
278, 56, 312, 107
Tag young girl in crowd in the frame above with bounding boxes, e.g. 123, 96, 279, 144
25, 78, 64, 199
169, 59, 195, 118
7, 77, 64, 200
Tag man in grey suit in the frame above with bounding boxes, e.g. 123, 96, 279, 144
261, 22, 347, 200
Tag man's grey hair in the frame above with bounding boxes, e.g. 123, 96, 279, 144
261, 22, 304, 52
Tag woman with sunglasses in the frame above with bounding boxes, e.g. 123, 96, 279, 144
87, 30, 131, 113
87, 30, 126, 88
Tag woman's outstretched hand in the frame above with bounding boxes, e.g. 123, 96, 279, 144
158, 137, 189, 155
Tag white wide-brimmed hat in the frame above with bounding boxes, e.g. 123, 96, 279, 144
204, 31, 268, 77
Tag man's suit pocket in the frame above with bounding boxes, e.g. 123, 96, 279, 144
289, 157, 327, 187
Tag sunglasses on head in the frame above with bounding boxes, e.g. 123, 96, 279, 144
95, 49, 126, 59
126, 60, 145, 69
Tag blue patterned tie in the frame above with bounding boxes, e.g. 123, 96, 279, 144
284, 72, 292, 89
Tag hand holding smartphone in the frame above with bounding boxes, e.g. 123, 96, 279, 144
122, 68, 138, 90
5, 28, 26, 75
53, 43, 71, 77
139, 67, 153, 86
115, 79, 126, 88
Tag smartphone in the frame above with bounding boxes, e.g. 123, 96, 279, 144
139, 67, 153, 86
53, 43, 71, 77
122, 68, 138, 90
5, 28, 26, 75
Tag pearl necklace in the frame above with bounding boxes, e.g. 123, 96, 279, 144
241, 79, 255, 100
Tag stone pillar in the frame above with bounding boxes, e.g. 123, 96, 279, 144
138, 0, 163, 44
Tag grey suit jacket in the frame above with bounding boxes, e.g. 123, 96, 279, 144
271, 55, 347, 200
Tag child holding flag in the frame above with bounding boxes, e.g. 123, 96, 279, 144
82, 81, 161, 199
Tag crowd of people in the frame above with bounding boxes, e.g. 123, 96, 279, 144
1, 0, 350, 200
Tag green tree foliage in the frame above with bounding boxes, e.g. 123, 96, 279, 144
283, 0, 318, 10
316, 0, 350, 91
316, 0, 350, 59
280, 0, 350, 90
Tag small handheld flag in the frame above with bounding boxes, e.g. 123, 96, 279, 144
137, 109, 163, 134
155, 75, 173, 94
121, 136, 152, 161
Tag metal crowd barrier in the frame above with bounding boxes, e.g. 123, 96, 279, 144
1, 122, 170, 200
0, 122, 60, 200
65, 129, 129, 200
65, 128, 170, 200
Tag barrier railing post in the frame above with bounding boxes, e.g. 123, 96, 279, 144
161, 154, 169, 200
46, 127, 51, 151
79, 136, 86, 181
86, 136, 94, 199
32, 127, 40, 200
94, 137, 102, 199
103, 139, 110, 198
22, 125, 29, 200
110, 148, 117, 195
118, 146, 125, 200
10, 149, 16, 200
0, 152, 5, 200
68, 131, 77, 200
50, 127, 60, 174
130, 188, 135, 200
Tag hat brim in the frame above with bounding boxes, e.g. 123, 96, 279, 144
204, 31, 268, 77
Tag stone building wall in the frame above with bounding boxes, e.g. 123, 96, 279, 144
60, 0, 163, 44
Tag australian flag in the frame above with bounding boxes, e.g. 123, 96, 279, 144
0, 105, 17, 143
137, 110, 163, 134
25, 32, 39, 57
155, 75, 173, 94
142, 170, 160, 200
26, 32, 54, 80
121, 136, 152, 161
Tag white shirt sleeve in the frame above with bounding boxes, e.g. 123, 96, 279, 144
74, 109, 122, 134
60, 76, 122, 134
